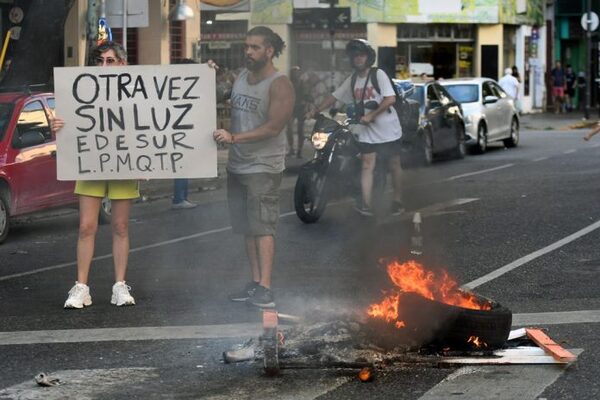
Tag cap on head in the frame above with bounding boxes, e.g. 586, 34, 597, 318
505, 67, 512, 75
345, 39, 376, 67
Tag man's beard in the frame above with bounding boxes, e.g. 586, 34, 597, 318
246, 56, 267, 71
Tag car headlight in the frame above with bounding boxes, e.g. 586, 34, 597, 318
311, 132, 330, 150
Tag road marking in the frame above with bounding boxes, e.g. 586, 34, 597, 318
0, 323, 264, 346
445, 164, 514, 181
532, 157, 548, 162
1, 309, 598, 347
563, 149, 577, 154
0, 368, 158, 400
512, 309, 600, 326
463, 218, 600, 289
418, 353, 583, 400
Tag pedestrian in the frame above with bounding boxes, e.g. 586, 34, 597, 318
565, 64, 576, 112
213, 26, 295, 308
511, 65, 521, 82
306, 39, 404, 217
499, 67, 520, 100
171, 58, 199, 210
550, 61, 566, 114
51, 41, 137, 309
286, 65, 307, 158
577, 71, 587, 111
583, 122, 600, 141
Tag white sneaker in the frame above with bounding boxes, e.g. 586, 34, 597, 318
64, 282, 92, 309
171, 200, 197, 210
111, 281, 136, 306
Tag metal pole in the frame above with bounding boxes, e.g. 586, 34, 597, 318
585, 0, 591, 120
329, 0, 336, 92
122, 0, 128, 52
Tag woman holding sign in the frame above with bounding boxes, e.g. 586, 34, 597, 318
51, 41, 137, 309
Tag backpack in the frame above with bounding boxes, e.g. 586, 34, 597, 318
350, 67, 418, 136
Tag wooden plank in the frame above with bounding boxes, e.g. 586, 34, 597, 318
438, 348, 583, 365
525, 328, 577, 362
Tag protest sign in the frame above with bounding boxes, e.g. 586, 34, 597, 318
54, 64, 217, 180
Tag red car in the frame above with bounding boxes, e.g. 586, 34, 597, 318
0, 91, 77, 243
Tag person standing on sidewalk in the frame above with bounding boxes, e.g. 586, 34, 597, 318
213, 26, 294, 308
550, 61, 567, 114
51, 41, 136, 309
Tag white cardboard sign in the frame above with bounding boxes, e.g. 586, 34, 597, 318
54, 64, 217, 180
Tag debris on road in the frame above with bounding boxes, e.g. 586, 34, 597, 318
34, 373, 60, 387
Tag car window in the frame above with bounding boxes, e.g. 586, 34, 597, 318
435, 85, 453, 105
0, 103, 15, 142
427, 85, 440, 103
408, 85, 424, 106
47, 97, 55, 110
482, 82, 495, 99
491, 82, 507, 98
12, 100, 52, 148
444, 84, 479, 103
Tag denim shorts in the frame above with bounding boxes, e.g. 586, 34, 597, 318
227, 172, 282, 236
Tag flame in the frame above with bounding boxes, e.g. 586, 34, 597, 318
467, 336, 487, 348
367, 260, 492, 327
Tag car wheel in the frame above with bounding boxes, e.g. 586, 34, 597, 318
453, 123, 467, 159
0, 195, 9, 244
475, 123, 487, 154
98, 197, 111, 225
503, 117, 519, 148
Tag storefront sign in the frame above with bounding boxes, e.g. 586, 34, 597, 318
250, 0, 292, 24
54, 64, 217, 180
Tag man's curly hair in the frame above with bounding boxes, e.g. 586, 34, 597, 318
247, 26, 286, 58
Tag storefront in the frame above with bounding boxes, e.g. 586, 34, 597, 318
396, 24, 475, 80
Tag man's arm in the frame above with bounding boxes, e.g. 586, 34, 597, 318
214, 76, 295, 144
306, 94, 337, 119
361, 96, 395, 124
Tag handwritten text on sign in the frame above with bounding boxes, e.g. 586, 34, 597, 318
54, 64, 217, 180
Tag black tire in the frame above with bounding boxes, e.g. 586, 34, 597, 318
503, 117, 519, 148
294, 167, 328, 223
98, 197, 111, 225
453, 123, 467, 159
422, 130, 434, 165
475, 123, 488, 154
0, 194, 9, 244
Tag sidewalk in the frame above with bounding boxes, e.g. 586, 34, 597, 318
520, 110, 599, 131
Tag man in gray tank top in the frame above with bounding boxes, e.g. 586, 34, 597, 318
213, 26, 295, 309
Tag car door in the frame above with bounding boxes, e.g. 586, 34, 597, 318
10, 99, 61, 213
434, 84, 461, 151
490, 82, 513, 138
45, 97, 76, 204
425, 84, 446, 152
481, 81, 501, 139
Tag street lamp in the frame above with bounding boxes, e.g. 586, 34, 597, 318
169, 0, 194, 21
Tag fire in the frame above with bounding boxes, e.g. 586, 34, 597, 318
467, 336, 487, 348
367, 260, 491, 327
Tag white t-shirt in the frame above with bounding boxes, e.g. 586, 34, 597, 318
498, 74, 520, 99
332, 69, 402, 144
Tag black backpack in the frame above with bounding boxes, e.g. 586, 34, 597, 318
350, 67, 418, 136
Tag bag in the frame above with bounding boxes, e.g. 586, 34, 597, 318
350, 67, 417, 136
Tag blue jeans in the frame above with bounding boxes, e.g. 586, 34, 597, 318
173, 179, 188, 204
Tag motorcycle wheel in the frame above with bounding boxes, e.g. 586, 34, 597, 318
294, 167, 328, 223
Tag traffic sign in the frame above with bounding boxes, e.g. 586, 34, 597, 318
293, 7, 350, 30
581, 12, 599, 32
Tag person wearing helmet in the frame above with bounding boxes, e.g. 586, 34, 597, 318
306, 39, 404, 216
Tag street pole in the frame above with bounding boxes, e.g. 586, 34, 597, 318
329, 0, 336, 92
86, 0, 99, 65
585, 0, 591, 120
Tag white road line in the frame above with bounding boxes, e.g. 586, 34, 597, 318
418, 354, 583, 400
463, 219, 600, 289
532, 157, 548, 162
563, 149, 577, 154
445, 164, 514, 181
1, 310, 598, 346
512, 309, 600, 326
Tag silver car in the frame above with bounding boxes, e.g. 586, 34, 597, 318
439, 78, 519, 153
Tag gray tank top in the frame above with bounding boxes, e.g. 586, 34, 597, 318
228, 69, 286, 174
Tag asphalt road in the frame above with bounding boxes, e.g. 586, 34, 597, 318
1, 126, 599, 399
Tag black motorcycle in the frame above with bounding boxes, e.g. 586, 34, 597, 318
293, 114, 362, 223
